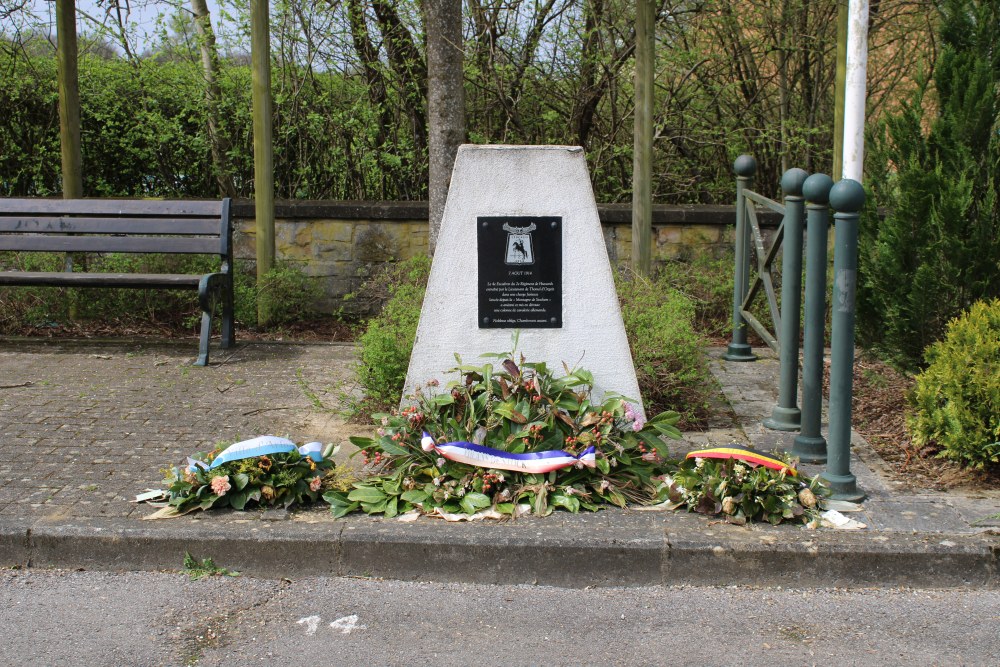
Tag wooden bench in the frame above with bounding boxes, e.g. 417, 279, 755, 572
0, 198, 235, 365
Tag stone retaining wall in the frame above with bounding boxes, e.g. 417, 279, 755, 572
230, 200, 780, 310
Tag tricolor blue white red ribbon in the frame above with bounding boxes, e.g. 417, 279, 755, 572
187, 435, 325, 472
420, 432, 596, 474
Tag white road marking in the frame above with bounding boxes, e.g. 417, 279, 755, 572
297, 615, 321, 636
330, 614, 366, 634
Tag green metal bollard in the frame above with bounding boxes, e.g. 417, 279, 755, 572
821, 179, 866, 501
764, 168, 808, 431
724, 155, 758, 362
792, 174, 834, 463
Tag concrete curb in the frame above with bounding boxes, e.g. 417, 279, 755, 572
2, 513, 996, 589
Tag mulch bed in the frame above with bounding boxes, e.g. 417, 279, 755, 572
850, 353, 999, 491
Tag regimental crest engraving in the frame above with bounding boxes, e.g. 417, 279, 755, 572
503, 222, 536, 265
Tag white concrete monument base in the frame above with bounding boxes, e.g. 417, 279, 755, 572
403, 144, 643, 409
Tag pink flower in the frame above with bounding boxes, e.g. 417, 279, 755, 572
624, 403, 645, 430
210, 475, 231, 496
309, 477, 322, 492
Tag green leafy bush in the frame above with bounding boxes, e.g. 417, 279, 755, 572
615, 267, 715, 425
908, 299, 1000, 469
654, 254, 734, 340
0, 252, 320, 333
234, 261, 323, 328
352, 256, 431, 412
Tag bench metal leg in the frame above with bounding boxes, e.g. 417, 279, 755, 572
195, 311, 212, 366
222, 283, 235, 349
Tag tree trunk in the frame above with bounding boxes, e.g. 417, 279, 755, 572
191, 0, 235, 197
425, 0, 465, 255
55, 0, 81, 199
371, 0, 428, 165
251, 0, 275, 325
632, 0, 654, 276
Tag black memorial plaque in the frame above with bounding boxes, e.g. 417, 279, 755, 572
478, 216, 562, 328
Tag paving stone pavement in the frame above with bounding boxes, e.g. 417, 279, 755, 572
0, 339, 356, 522
705, 347, 1000, 533
0, 338, 997, 587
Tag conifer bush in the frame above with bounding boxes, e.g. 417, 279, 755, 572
858, 0, 1000, 370
908, 299, 1000, 469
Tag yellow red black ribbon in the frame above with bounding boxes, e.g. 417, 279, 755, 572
685, 445, 797, 476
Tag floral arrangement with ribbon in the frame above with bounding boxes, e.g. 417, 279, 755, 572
324, 352, 684, 519
148, 436, 337, 518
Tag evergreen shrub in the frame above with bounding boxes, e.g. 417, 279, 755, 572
655, 253, 734, 340
908, 299, 1000, 469
858, 0, 1000, 370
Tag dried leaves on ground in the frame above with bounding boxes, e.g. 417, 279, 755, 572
851, 354, 999, 491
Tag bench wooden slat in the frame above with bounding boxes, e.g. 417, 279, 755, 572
0, 271, 203, 288
0, 235, 222, 254
0, 196, 234, 365
0, 217, 221, 235
0, 199, 223, 217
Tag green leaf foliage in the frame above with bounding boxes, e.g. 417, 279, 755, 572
908, 299, 1000, 469
351, 256, 431, 413
666, 456, 827, 526
615, 267, 716, 426
160, 443, 333, 515
334, 348, 691, 519
859, 0, 1000, 370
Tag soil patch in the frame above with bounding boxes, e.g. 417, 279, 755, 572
850, 354, 1000, 492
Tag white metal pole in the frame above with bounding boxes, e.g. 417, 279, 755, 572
841, 0, 869, 182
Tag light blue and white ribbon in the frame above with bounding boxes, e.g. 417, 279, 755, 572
188, 435, 325, 472
420, 432, 596, 473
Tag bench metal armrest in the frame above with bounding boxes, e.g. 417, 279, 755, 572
197, 272, 230, 312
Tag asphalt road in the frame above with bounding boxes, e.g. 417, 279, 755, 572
2, 568, 998, 666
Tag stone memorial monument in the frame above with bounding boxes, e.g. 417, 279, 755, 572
403, 145, 643, 409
